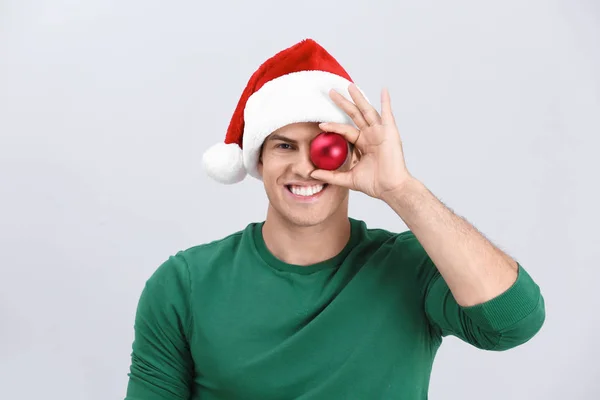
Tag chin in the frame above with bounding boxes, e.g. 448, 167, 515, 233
282, 210, 331, 227
270, 188, 347, 228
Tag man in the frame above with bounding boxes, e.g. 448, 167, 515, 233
125, 39, 545, 399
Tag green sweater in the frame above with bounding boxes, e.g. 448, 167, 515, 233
125, 218, 545, 399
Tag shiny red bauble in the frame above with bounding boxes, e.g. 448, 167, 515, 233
310, 131, 349, 170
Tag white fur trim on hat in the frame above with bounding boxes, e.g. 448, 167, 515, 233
242, 70, 358, 180
202, 142, 246, 184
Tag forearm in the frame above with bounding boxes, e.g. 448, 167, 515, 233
382, 177, 519, 307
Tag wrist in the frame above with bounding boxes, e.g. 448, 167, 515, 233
380, 176, 425, 205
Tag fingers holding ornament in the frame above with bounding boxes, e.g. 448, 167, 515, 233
317, 122, 364, 151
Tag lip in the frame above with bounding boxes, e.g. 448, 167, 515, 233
284, 183, 328, 202
285, 181, 325, 186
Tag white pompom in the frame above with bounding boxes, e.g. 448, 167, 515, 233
202, 142, 247, 184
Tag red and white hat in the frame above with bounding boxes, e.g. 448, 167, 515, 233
202, 38, 360, 184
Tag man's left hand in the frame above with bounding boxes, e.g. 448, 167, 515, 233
310, 84, 414, 200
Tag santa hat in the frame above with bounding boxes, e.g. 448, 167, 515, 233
202, 38, 361, 184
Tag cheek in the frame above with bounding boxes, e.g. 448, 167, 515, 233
261, 159, 287, 184
263, 155, 290, 172
332, 184, 348, 197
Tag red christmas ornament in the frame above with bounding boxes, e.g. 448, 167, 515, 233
310, 132, 349, 170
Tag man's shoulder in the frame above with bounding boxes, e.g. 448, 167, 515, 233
178, 221, 258, 262
353, 219, 434, 288
147, 222, 258, 283
353, 217, 417, 244
352, 218, 427, 262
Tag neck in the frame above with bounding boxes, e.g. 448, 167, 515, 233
262, 206, 351, 266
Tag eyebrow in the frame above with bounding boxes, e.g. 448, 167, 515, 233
265, 133, 298, 144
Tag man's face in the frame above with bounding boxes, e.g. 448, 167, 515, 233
257, 122, 357, 227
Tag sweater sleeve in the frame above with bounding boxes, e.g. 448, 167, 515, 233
125, 253, 194, 399
420, 254, 546, 351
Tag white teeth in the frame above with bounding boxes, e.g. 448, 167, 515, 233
289, 184, 324, 196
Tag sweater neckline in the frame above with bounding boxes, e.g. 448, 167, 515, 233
251, 218, 362, 274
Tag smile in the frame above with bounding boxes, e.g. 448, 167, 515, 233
285, 183, 328, 198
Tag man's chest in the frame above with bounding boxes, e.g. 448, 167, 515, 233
187, 268, 434, 398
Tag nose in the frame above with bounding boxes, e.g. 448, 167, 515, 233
290, 146, 316, 179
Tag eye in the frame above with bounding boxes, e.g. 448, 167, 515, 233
276, 143, 293, 150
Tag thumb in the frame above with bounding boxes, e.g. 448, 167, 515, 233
310, 169, 354, 188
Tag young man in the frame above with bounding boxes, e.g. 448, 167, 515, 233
125, 39, 545, 399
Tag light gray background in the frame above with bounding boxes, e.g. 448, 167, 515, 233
1, 0, 599, 399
